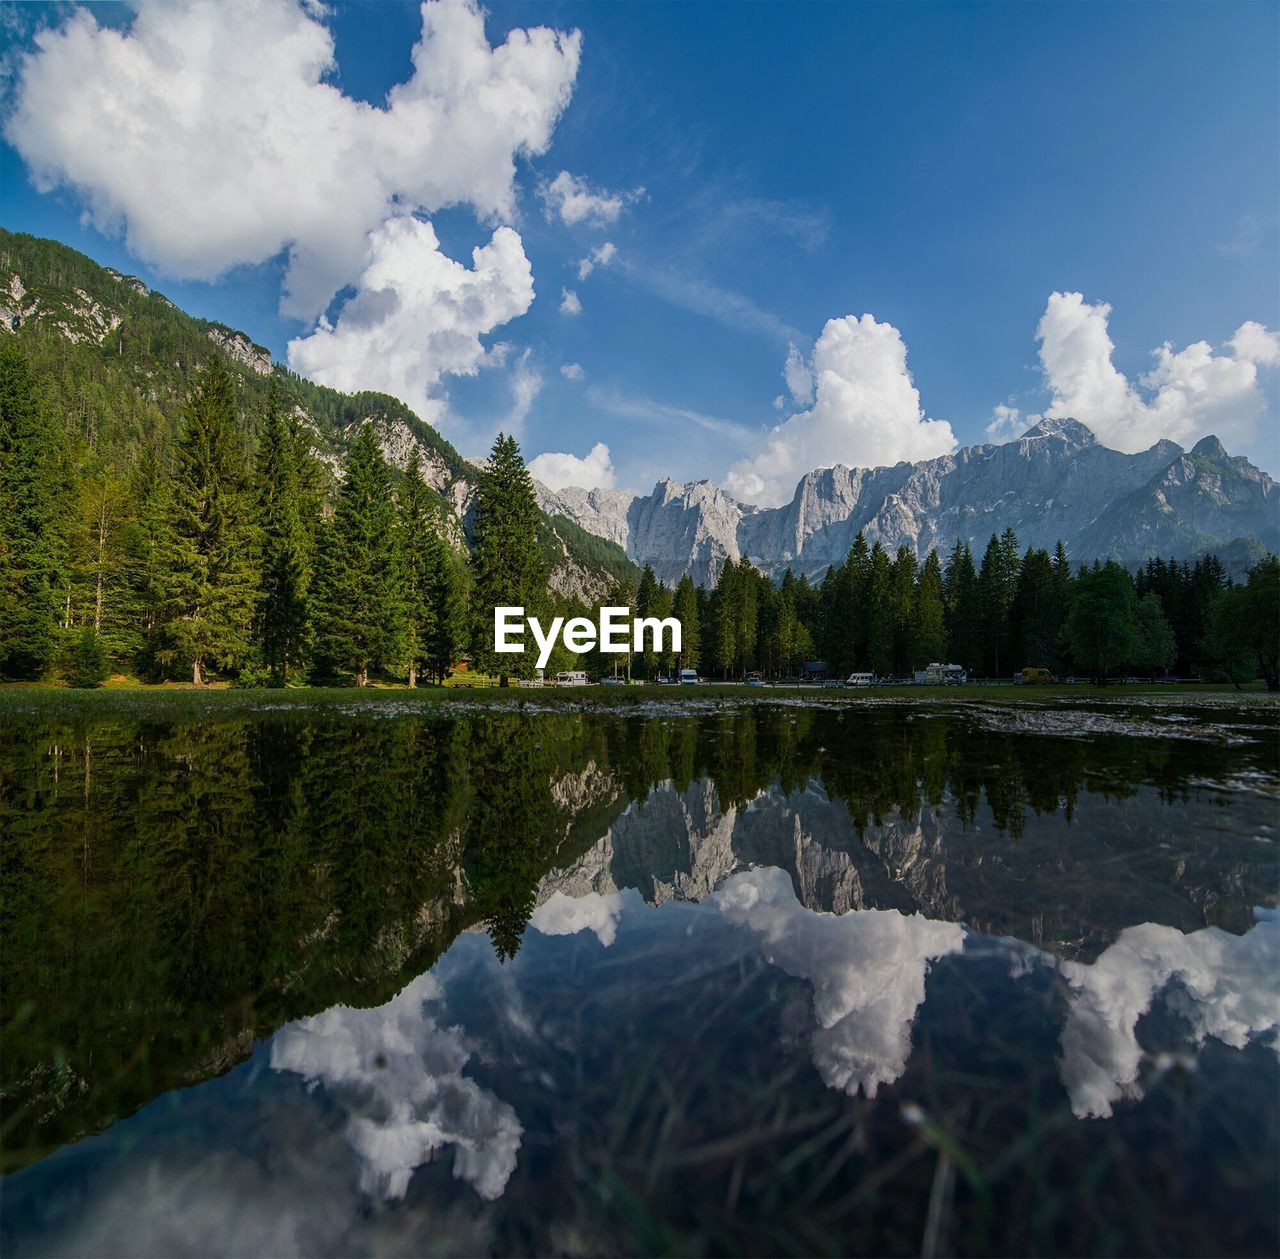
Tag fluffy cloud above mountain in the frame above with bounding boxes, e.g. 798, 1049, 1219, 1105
725, 314, 957, 505
287, 217, 533, 429
1036, 292, 1279, 454
528, 442, 616, 490
5, 0, 580, 320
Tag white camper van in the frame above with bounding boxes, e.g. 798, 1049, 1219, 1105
679, 668, 701, 685
845, 672, 875, 688
555, 671, 589, 687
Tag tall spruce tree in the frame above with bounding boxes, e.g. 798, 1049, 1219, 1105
398, 449, 437, 687
312, 422, 406, 685
159, 357, 259, 684
944, 539, 981, 671
127, 444, 174, 677
424, 527, 466, 684
0, 342, 68, 678
673, 573, 700, 672
469, 432, 546, 681
255, 383, 313, 683
913, 549, 947, 668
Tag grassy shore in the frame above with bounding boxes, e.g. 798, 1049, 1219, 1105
0, 677, 1272, 718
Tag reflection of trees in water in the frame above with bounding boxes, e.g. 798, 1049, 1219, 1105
1, 704, 1272, 1172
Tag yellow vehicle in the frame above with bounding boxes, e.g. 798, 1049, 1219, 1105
1015, 667, 1053, 685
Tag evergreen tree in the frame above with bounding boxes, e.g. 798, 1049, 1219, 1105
398, 449, 437, 687
126, 445, 174, 677
889, 545, 917, 675
1011, 547, 1059, 670
636, 564, 661, 679
943, 539, 981, 671
255, 383, 313, 683
0, 342, 67, 678
312, 422, 406, 686
912, 549, 947, 668
158, 357, 259, 684
1134, 592, 1176, 676
469, 433, 546, 681
673, 573, 700, 672
866, 542, 894, 676
1066, 562, 1141, 684
424, 527, 466, 684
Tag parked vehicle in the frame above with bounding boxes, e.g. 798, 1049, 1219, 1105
555, 670, 589, 686
914, 662, 967, 685
1015, 667, 1053, 685
845, 672, 875, 688
679, 669, 701, 685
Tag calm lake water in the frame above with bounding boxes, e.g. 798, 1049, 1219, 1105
2, 697, 1277, 1256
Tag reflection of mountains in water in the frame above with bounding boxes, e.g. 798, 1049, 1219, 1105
540, 774, 1275, 961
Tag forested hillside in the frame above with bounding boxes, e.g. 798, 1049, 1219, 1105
0, 229, 634, 601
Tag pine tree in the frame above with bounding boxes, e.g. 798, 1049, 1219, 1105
636, 564, 661, 679
424, 527, 466, 684
255, 383, 313, 684
943, 539, 981, 671
398, 449, 437, 687
866, 542, 894, 676
673, 573, 700, 672
126, 444, 174, 677
159, 357, 260, 684
469, 433, 546, 682
312, 422, 406, 686
889, 545, 918, 675
0, 342, 68, 678
1011, 547, 1059, 670
912, 549, 947, 668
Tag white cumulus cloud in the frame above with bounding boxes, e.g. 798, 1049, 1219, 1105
529, 889, 626, 946
560, 362, 585, 381
5, 0, 581, 322
1059, 908, 1280, 1120
559, 287, 582, 315
286, 217, 533, 429
1036, 292, 1279, 454
539, 172, 641, 227
271, 972, 523, 1201
577, 241, 617, 280
528, 442, 616, 491
714, 868, 964, 1099
725, 314, 957, 506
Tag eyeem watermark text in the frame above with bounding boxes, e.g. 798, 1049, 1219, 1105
495, 607, 681, 670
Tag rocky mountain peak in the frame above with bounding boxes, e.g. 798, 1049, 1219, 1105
1020, 416, 1098, 447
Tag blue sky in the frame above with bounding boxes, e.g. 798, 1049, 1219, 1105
2, 0, 1277, 498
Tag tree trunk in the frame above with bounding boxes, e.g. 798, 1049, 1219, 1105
408, 663, 417, 689
355, 664, 368, 688
193, 657, 205, 686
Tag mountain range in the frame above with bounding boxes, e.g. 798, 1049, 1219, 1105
5, 228, 1274, 591
536, 418, 1279, 585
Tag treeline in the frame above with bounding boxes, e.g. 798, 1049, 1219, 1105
654, 529, 1278, 688
3, 343, 1276, 689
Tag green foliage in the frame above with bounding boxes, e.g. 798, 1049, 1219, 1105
1066, 562, 1142, 683
255, 382, 316, 682
157, 358, 260, 683
61, 626, 109, 688
1209, 556, 1280, 691
311, 424, 407, 685
469, 433, 547, 679
0, 342, 69, 678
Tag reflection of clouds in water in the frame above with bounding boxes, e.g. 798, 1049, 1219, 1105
714, 867, 965, 1097
1060, 907, 1280, 1118
530, 889, 627, 946
270, 972, 522, 1200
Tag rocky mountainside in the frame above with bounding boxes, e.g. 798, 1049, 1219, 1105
538, 417, 1279, 584
1, 229, 634, 603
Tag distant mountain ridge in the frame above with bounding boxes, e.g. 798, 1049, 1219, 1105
537, 416, 1279, 584
0, 229, 635, 602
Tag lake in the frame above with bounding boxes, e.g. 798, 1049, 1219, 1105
2, 695, 1277, 1256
